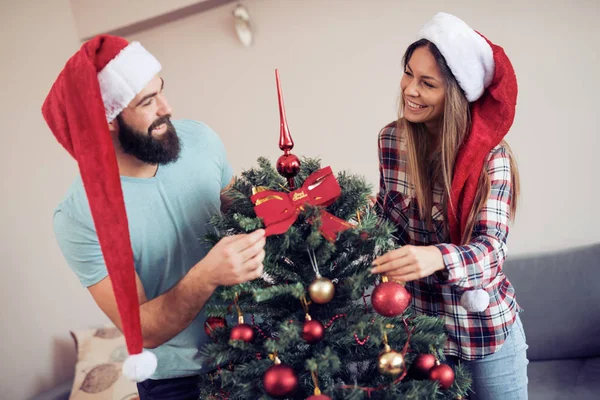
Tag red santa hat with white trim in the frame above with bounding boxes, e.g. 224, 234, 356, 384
416, 13, 518, 312
42, 35, 161, 381
416, 12, 518, 246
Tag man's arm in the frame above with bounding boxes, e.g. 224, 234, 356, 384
88, 229, 266, 348
88, 266, 215, 348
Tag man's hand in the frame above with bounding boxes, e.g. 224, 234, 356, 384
371, 245, 445, 282
220, 177, 236, 213
198, 229, 266, 288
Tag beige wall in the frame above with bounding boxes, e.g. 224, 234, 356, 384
0, 1, 110, 399
131, 0, 600, 255
1, 0, 599, 399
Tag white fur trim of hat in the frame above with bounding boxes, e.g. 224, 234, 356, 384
97, 42, 162, 122
417, 12, 495, 102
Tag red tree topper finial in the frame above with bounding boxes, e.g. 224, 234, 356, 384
275, 69, 301, 189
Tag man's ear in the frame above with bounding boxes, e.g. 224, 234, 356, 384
108, 117, 119, 132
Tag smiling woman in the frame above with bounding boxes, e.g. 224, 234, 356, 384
374, 12, 526, 400
400, 45, 447, 130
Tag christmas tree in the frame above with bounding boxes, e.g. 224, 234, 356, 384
197, 71, 471, 400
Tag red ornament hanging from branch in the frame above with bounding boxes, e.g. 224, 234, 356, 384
263, 354, 299, 399
409, 353, 437, 380
300, 296, 325, 344
429, 361, 455, 390
229, 293, 254, 343
371, 276, 412, 317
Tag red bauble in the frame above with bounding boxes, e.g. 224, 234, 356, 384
276, 153, 301, 179
371, 281, 411, 317
410, 354, 437, 380
429, 363, 455, 390
306, 395, 332, 400
229, 323, 255, 343
263, 364, 298, 399
302, 319, 325, 344
204, 316, 227, 336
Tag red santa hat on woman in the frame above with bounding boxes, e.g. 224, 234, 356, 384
416, 13, 518, 311
42, 35, 161, 381
416, 12, 518, 246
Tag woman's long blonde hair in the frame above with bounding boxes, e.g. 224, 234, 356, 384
399, 39, 520, 244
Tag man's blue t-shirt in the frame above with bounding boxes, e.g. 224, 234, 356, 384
53, 119, 233, 379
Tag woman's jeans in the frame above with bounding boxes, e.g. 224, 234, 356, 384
446, 314, 529, 400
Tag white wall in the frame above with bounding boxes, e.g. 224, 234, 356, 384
1, 0, 599, 398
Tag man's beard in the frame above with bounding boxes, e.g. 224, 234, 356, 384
117, 115, 181, 165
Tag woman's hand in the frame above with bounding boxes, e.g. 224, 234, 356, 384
368, 195, 377, 207
371, 245, 445, 282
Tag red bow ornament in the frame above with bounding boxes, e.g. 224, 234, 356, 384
250, 167, 352, 242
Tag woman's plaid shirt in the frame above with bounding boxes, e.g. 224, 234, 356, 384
375, 123, 521, 360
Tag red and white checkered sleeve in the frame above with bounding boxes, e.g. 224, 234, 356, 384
375, 130, 387, 217
434, 146, 512, 288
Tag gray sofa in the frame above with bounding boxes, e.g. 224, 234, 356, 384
503, 242, 600, 400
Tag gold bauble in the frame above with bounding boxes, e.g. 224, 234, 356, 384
308, 277, 335, 304
377, 349, 405, 377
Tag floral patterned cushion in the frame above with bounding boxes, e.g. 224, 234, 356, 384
69, 326, 139, 400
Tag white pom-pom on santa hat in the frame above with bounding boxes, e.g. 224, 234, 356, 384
123, 350, 158, 382
460, 289, 490, 312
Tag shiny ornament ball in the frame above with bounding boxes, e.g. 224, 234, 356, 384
309, 277, 335, 304
276, 153, 301, 179
306, 395, 332, 400
302, 319, 325, 344
371, 281, 411, 317
229, 323, 255, 343
263, 364, 298, 399
409, 354, 437, 379
429, 363, 455, 390
378, 350, 406, 377
204, 316, 227, 336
